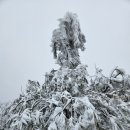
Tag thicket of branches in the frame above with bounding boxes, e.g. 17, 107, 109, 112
0, 12, 130, 130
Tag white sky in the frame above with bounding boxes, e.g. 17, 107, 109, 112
0, 0, 130, 102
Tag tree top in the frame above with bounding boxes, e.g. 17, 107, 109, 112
51, 12, 86, 68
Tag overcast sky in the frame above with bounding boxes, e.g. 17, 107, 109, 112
0, 0, 130, 102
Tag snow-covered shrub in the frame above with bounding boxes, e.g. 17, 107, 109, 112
89, 66, 112, 93
1, 12, 130, 130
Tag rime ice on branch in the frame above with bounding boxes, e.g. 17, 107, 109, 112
1, 12, 130, 130
51, 12, 86, 68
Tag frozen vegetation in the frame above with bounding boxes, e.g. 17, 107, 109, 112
0, 12, 130, 130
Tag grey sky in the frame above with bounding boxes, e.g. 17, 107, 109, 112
0, 0, 130, 102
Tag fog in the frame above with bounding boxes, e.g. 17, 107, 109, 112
0, 0, 130, 102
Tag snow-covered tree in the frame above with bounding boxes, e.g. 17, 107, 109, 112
51, 12, 86, 68
1, 12, 130, 130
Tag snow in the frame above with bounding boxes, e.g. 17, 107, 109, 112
0, 12, 130, 130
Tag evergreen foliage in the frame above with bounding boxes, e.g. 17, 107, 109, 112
0, 12, 130, 130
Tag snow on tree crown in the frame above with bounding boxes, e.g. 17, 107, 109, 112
51, 12, 86, 68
